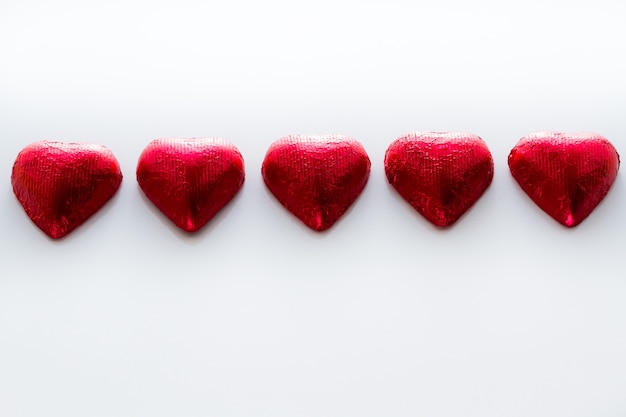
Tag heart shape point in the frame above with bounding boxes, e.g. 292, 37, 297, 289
11, 141, 123, 239
262, 135, 371, 231
508, 132, 620, 227
384, 132, 494, 226
136, 138, 245, 232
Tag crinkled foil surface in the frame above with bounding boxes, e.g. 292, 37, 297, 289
262, 135, 371, 231
508, 132, 620, 227
11, 141, 123, 238
385, 132, 494, 226
136, 138, 245, 232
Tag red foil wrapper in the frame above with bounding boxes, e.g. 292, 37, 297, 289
384, 132, 494, 226
11, 141, 123, 239
262, 135, 371, 231
136, 138, 245, 232
508, 132, 619, 227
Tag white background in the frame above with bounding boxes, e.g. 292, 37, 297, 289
1, 0, 626, 416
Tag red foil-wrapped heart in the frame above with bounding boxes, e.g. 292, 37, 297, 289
384, 132, 494, 226
508, 132, 619, 227
11, 141, 123, 239
136, 138, 245, 232
262, 135, 371, 231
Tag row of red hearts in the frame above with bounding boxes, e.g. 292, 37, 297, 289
11, 132, 619, 239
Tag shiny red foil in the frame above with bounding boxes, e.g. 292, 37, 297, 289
508, 132, 619, 227
137, 138, 245, 232
262, 135, 371, 231
11, 141, 123, 239
384, 132, 494, 226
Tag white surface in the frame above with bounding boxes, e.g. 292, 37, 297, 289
1, 1, 626, 416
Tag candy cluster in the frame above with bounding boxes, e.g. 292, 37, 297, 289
10, 132, 620, 238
